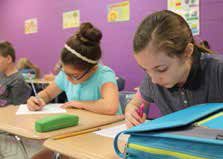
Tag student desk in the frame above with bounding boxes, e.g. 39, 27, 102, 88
26, 79, 67, 103
26, 79, 51, 94
25, 78, 51, 96
44, 121, 127, 159
0, 106, 124, 140
25, 79, 51, 85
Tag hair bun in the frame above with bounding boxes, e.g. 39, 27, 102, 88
79, 22, 102, 44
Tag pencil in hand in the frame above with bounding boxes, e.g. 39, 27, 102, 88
136, 104, 144, 118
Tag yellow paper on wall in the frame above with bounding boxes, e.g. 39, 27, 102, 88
24, 18, 38, 34
63, 10, 80, 29
107, 1, 130, 22
168, 0, 199, 35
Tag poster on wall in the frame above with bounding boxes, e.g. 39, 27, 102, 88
63, 10, 80, 29
168, 0, 200, 35
24, 18, 38, 34
107, 1, 130, 23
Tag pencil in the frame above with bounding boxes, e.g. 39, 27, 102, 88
53, 127, 101, 140
28, 73, 41, 100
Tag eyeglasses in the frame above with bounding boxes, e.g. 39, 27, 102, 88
61, 67, 91, 81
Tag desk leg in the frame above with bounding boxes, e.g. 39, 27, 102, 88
0, 131, 4, 158
54, 152, 62, 159
13, 135, 29, 159
0, 132, 29, 158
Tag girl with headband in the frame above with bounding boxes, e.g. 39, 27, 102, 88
27, 22, 122, 115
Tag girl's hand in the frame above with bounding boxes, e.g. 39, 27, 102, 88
27, 96, 46, 111
125, 105, 146, 128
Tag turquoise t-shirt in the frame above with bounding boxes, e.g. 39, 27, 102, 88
55, 64, 122, 114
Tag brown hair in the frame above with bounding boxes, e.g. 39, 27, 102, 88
0, 41, 16, 62
61, 22, 102, 70
17, 58, 41, 78
133, 10, 213, 57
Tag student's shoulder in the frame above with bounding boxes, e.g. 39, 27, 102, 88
11, 71, 24, 80
16, 72, 28, 82
140, 74, 155, 89
7, 72, 26, 86
94, 64, 116, 83
98, 64, 114, 72
55, 71, 68, 85
201, 53, 223, 73
97, 64, 115, 76
55, 71, 67, 81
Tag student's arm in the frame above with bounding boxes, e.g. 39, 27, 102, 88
27, 82, 62, 111
4, 79, 31, 106
62, 82, 119, 115
43, 74, 55, 81
125, 75, 154, 127
125, 95, 149, 127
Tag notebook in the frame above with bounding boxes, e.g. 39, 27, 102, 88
16, 103, 66, 115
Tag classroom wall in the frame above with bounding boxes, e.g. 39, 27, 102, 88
200, 1, 223, 53
0, 0, 223, 91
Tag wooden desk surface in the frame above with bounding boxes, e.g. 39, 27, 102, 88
25, 79, 51, 84
44, 121, 127, 159
0, 106, 124, 140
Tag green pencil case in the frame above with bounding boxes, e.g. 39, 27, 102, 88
35, 114, 79, 132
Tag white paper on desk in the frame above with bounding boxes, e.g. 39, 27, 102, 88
16, 103, 66, 115
94, 124, 127, 139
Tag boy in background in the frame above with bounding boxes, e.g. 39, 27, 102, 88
0, 41, 31, 106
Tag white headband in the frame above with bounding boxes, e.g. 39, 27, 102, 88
64, 44, 98, 64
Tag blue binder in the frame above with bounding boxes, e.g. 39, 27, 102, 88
114, 103, 223, 159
